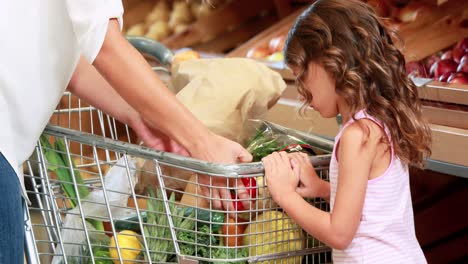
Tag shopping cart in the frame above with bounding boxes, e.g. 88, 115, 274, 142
23, 37, 334, 264
23, 92, 333, 264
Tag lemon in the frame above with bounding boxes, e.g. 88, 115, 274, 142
109, 230, 142, 264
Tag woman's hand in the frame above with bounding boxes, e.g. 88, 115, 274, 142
289, 152, 329, 199
190, 133, 253, 212
262, 152, 300, 207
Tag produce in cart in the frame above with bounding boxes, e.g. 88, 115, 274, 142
243, 210, 305, 264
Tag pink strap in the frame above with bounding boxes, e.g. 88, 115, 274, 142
334, 110, 394, 160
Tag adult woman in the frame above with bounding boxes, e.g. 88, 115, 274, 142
0, 1, 251, 262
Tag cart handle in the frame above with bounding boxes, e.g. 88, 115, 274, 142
42, 124, 332, 176
126, 36, 174, 66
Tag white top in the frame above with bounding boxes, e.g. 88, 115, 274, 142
0, 0, 123, 200
329, 110, 427, 263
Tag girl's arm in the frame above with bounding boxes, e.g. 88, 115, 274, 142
264, 122, 378, 250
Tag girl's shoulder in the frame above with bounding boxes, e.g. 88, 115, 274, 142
340, 118, 386, 147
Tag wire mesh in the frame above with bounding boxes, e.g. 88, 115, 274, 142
24, 94, 332, 264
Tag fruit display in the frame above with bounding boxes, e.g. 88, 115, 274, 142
125, 0, 228, 41
242, 0, 438, 62
246, 34, 287, 62
367, 0, 432, 24
406, 37, 468, 84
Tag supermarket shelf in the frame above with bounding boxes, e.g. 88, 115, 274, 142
426, 159, 468, 178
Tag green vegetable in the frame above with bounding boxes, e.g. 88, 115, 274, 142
40, 135, 82, 207
181, 207, 225, 233
178, 224, 248, 263
246, 127, 316, 161
79, 232, 113, 264
54, 137, 89, 200
142, 188, 246, 263
40, 135, 103, 231
112, 212, 147, 233
246, 129, 282, 162
143, 187, 195, 262
90, 251, 113, 264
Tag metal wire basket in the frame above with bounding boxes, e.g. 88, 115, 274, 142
23, 92, 333, 264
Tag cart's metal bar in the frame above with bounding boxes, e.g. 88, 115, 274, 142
25, 159, 56, 263
155, 158, 181, 259
37, 142, 69, 263
122, 154, 153, 263
249, 246, 331, 262
92, 146, 124, 264
43, 125, 332, 176
24, 204, 40, 264
63, 138, 94, 264
260, 120, 335, 153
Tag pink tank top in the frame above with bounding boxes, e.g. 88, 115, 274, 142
329, 110, 427, 263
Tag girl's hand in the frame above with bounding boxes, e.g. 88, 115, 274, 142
289, 152, 328, 199
262, 152, 300, 207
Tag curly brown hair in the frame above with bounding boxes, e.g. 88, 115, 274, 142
284, 0, 431, 167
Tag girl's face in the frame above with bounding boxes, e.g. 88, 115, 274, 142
299, 62, 340, 118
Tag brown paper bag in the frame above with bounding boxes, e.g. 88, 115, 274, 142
137, 58, 286, 206
172, 58, 286, 143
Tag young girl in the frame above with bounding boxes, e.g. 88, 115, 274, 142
262, 0, 431, 263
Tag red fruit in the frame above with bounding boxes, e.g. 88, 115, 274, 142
406, 61, 427, 77
438, 71, 454, 82
246, 46, 271, 59
453, 37, 468, 63
430, 59, 458, 79
441, 50, 453, 60
447, 72, 468, 84
457, 55, 468, 73
268, 35, 287, 53
461, 54, 468, 64
453, 48, 465, 64
455, 37, 468, 52
425, 54, 441, 74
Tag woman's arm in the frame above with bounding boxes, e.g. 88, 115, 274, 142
88, 19, 252, 211
68, 56, 138, 127
264, 122, 378, 250
93, 19, 207, 154
68, 56, 189, 155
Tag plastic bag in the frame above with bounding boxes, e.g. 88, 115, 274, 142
52, 156, 138, 264
244, 120, 316, 162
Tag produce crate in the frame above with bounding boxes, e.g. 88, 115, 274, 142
122, 0, 300, 53
227, 0, 468, 80
23, 92, 334, 264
